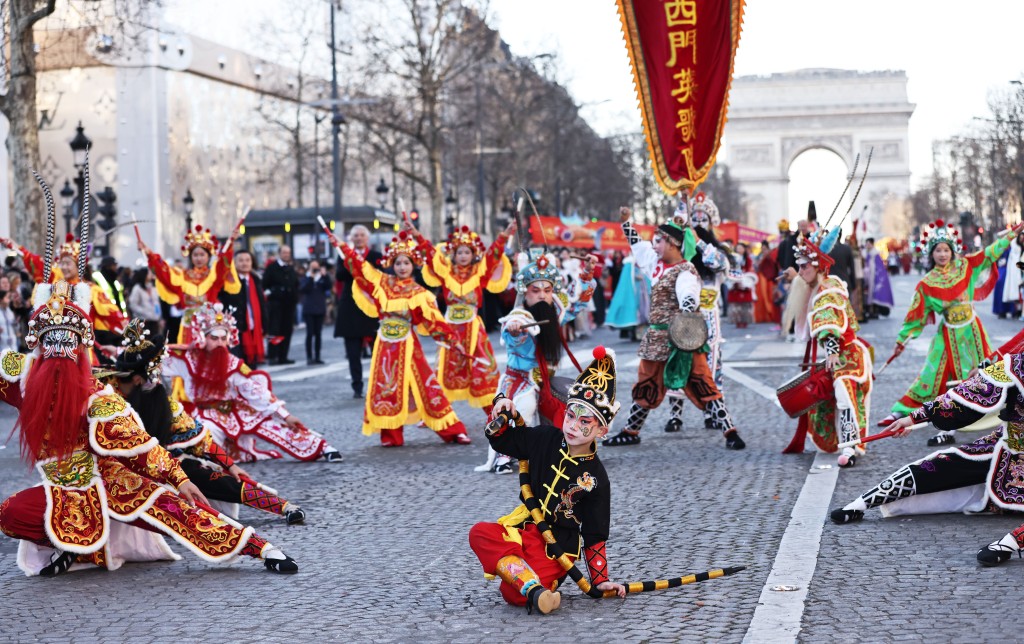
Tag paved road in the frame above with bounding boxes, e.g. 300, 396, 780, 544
0, 272, 1020, 642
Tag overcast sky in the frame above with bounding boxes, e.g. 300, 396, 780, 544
490, 0, 1024, 200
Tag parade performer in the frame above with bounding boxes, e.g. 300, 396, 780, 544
469, 346, 625, 614
479, 248, 597, 473
327, 228, 471, 447
412, 217, 515, 412
828, 355, 1024, 567
780, 231, 873, 466
163, 302, 342, 462
139, 224, 241, 344
664, 194, 732, 432
0, 202, 298, 575
877, 220, 1020, 447
5, 233, 126, 346
108, 319, 305, 524
604, 253, 650, 337
602, 206, 745, 450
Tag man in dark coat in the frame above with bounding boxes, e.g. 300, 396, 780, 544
827, 239, 856, 292
262, 245, 299, 365
333, 225, 381, 398
219, 249, 267, 368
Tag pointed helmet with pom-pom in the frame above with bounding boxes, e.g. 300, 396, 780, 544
566, 346, 620, 427
442, 225, 486, 262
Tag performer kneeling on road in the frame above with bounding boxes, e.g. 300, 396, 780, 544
107, 319, 306, 525
469, 346, 626, 614
829, 355, 1024, 566
602, 205, 745, 450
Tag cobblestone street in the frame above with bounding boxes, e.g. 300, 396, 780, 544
1, 272, 1021, 643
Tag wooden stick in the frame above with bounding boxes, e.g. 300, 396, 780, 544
836, 423, 928, 450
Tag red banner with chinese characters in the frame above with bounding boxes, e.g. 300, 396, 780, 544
526, 216, 655, 251
617, 0, 745, 194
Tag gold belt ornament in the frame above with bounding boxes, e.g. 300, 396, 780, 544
446, 304, 477, 324
379, 317, 412, 341
943, 301, 974, 326
40, 451, 96, 488
699, 288, 718, 310
1006, 423, 1024, 452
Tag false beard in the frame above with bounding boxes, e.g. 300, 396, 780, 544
526, 300, 563, 366
17, 354, 94, 463
193, 345, 231, 400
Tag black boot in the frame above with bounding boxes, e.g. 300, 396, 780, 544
602, 431, 641, 446
829, 508, 864, 524
724, 429, 746, 450
977, 541, 1020, 567
285, 507, 306, 525
264, 553, 299, 574
664, 418, 682, 433
39, 550, 76, 577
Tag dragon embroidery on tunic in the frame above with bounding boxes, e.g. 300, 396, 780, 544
554, 472, 597, 525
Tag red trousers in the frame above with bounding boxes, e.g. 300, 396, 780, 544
0, 487, 50, 546
468, 522, 572, 607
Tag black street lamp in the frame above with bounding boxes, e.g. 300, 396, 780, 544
59, 180, 74, 236
183, 188, 195, 232
444, 187, 458, 235
68, 121, 92, 239
375, 177, 390, 210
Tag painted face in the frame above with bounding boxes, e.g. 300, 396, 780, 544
190, 246, 211, 269
690, 210, 711, 230
932, 242, 953, 267
524, 280, 554, 306
454, 245, 474, 267
653, 234, 678, 262
57, 256, 78, 280
203, 329, 230, 351
392, 254, 414, 279
40, 328, 80, 360
797, 261, 819, 284
562, 402, 605, 447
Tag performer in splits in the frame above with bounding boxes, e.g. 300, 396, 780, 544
469, 346, 626, 614
139, 224, 241, 344
877, 219, 1021, 446
163, 302, 342, 463
408, 215, 515, 414
603, 206, 745, 450
107, 319, 306, 524
327, 229, 472, 447
480, 248, 596, 473
0, 192, 297, 575
781, 230, 873, 467
829, 355, 1024, 567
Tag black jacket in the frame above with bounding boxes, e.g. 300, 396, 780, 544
219, 272, 266, 333
334, 249, 383, 339
827, 241, 856, 291
300, 273, 333, 316
263, 260, 299, 334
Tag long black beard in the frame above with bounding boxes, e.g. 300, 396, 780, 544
691, 226, 722, 282
526, 300, 562, 366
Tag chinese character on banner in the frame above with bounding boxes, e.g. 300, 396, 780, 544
617, 0, 745, 194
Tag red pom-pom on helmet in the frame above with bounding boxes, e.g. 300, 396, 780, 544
929, 223, 936, 228
398, 230, 408, 240
65, 233, 75, 242
592, 346, 606, 360
196, 225, 203, 231
461, 225, 469, 232
935, 219, 944, 227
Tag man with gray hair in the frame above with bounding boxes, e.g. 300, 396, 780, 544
334, 225, 382, 397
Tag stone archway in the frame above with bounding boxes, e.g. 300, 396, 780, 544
724, 69, 915, 238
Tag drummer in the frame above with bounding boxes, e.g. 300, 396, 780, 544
603, 204, 746, 450
780, 230, 873, 466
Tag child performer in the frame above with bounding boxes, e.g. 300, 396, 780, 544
469, 346, 626, 614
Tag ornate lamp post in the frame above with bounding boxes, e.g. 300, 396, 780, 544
59, 180, 74, 236
444, 187, 458, 235
183, 188, 195, 232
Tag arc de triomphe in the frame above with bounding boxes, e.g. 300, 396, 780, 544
725, 69, 915, 238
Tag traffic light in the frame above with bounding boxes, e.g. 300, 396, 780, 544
409, 210, 419, 222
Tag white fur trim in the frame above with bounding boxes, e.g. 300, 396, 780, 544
135, 509, 254, 564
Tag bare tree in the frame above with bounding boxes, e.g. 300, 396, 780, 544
1, 0, 154, 252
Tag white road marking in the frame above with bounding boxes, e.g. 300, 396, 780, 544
723, 365, 782, 409
744, 452, 839, 643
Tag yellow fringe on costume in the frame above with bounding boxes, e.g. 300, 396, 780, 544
154, 260, 239, 307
